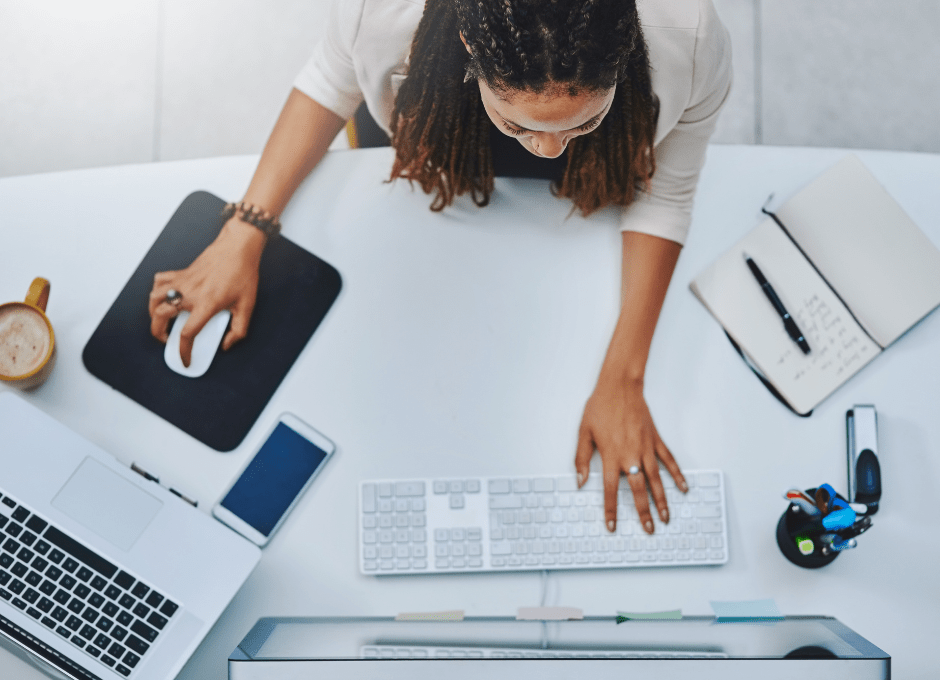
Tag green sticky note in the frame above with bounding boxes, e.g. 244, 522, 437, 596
616, 609, 682, 623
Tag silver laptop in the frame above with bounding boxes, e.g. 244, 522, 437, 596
0, 392, 261, 680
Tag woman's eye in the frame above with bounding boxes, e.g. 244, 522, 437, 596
504, 125, 526, 136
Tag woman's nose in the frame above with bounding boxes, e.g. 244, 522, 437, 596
532, 133, 567, 158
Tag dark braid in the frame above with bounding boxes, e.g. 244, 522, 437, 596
390, 0, 657, 216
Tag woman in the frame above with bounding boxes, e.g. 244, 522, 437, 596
148, 0, 731, 535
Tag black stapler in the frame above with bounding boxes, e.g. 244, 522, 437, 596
846, 405, 881, 515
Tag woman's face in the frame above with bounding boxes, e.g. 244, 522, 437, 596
478, 79, 615, 158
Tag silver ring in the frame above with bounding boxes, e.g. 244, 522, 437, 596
627, 465, 641, 476
165, 289, 183, 308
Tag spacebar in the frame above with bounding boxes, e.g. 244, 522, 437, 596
43, 526, 118, 579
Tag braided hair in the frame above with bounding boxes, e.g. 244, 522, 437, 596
389, 0, 657, 215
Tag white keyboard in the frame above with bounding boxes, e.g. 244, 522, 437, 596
358, 471, 728, 574
360, 645, 728, 659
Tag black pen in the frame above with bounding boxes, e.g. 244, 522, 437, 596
743, 252, 810, 354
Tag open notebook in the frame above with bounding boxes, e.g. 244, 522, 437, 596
691, 155, 940, 415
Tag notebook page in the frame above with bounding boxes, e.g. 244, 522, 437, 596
691, 218, 881, 414
777, 155, 940, 347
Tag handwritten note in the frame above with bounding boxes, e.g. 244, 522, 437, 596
776, 293, 879, 387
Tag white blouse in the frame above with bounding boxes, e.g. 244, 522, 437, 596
294, 0, 732, 245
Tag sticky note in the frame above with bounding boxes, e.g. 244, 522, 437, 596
395, 610, 464, 622
516, 607, 584, 621
616, 609, 682, 623
709, 599, 784, 621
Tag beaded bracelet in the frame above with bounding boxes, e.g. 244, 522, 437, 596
220, 201, 281, 238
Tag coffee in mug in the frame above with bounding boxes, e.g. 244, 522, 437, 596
0, 278, 56, 389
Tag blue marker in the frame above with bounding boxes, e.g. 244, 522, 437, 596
796, 506, 857, 536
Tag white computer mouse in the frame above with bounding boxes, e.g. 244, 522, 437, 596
164, 309, 231, 378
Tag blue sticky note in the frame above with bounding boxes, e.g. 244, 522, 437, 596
710, 599, 784, 622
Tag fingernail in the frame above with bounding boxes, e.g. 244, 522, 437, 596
607, 520, 615, 533
679, 480, 689, 493
645, 521, 654, 534
660, 508, 669, 523
577, 472, 585, 487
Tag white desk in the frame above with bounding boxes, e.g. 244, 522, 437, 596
2, 145, 939, 679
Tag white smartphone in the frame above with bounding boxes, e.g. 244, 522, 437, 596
212, 413, 335, 546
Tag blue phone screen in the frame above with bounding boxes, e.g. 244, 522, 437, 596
220, 422, 328, 536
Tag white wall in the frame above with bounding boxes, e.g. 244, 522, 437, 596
1, 0, 938, 174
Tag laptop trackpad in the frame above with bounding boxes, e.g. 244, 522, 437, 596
52, 457, 162, 552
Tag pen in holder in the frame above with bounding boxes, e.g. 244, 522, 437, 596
777, 487, 848, 569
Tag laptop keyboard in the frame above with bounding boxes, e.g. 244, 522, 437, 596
0, 489, 179, 677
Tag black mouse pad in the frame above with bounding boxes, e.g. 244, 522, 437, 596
83, 191, 342, 451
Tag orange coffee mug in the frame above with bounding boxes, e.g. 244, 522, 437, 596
0, 278, 57, 389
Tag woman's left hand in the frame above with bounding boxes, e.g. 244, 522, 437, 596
575, 374, 687, 535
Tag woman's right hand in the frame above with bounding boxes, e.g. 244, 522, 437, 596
148, 217, 267, 367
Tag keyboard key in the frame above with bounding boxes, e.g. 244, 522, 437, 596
74, 584, 91, 599
131, 582, 150, 599
147, 612, 168, 630
17, 547, 34, 563
67, 599, 84, 614
57, 625, 72, 638
119, 594, 135, 609
25, 571, 41, 587
116, 664, 131, 676
131, 619, 158, 643
114, 571, 135, 590
41, 616, 56, 629
20, 531, 36, 546
47, 549, 64, 564
488, 479, 510, 494
111, 626, 128, 642
62, 558, 79, 573
9, 579, 24, 594
159, 599, 178, 617
91, 575, 107, 591
80, 624, 96, 640
66, 615, 83, 631
95, 633, 111, 649
395, 481, 425, 497
125, 635, 150, 655
123, 651, 140, 668
6, 524, 22, 539
76, 567, 93, 582
22, 588, 39, 604
88, 593, 106, 608
53, 589, 70, 605
96, 617, 113, 632
11, 562, 26, 578
2, 538, 20, 553
60, 575, 77, 590
11, 507, 29, 523
101, 655, 116, 668
27, 606, 42, 619
0, 553, 12, 568
1, 497, 14, 508
117, 611, 134, 626
133, 603, 150, 619
33, 540, 50, 555
12, 597, 27, 610
69, 633, 84, 645
103, 602, 119, 617
51, 606, 68, 622
81, 608, 98, 623
432, 481, 447, 494
449, 494, 465, 509
0, 573, 9, 587
105, 585, 121, 600
87, 646, 101, 658
31, 556, 48, 572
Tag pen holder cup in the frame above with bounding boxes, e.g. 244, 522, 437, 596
776, 488, 842, 569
